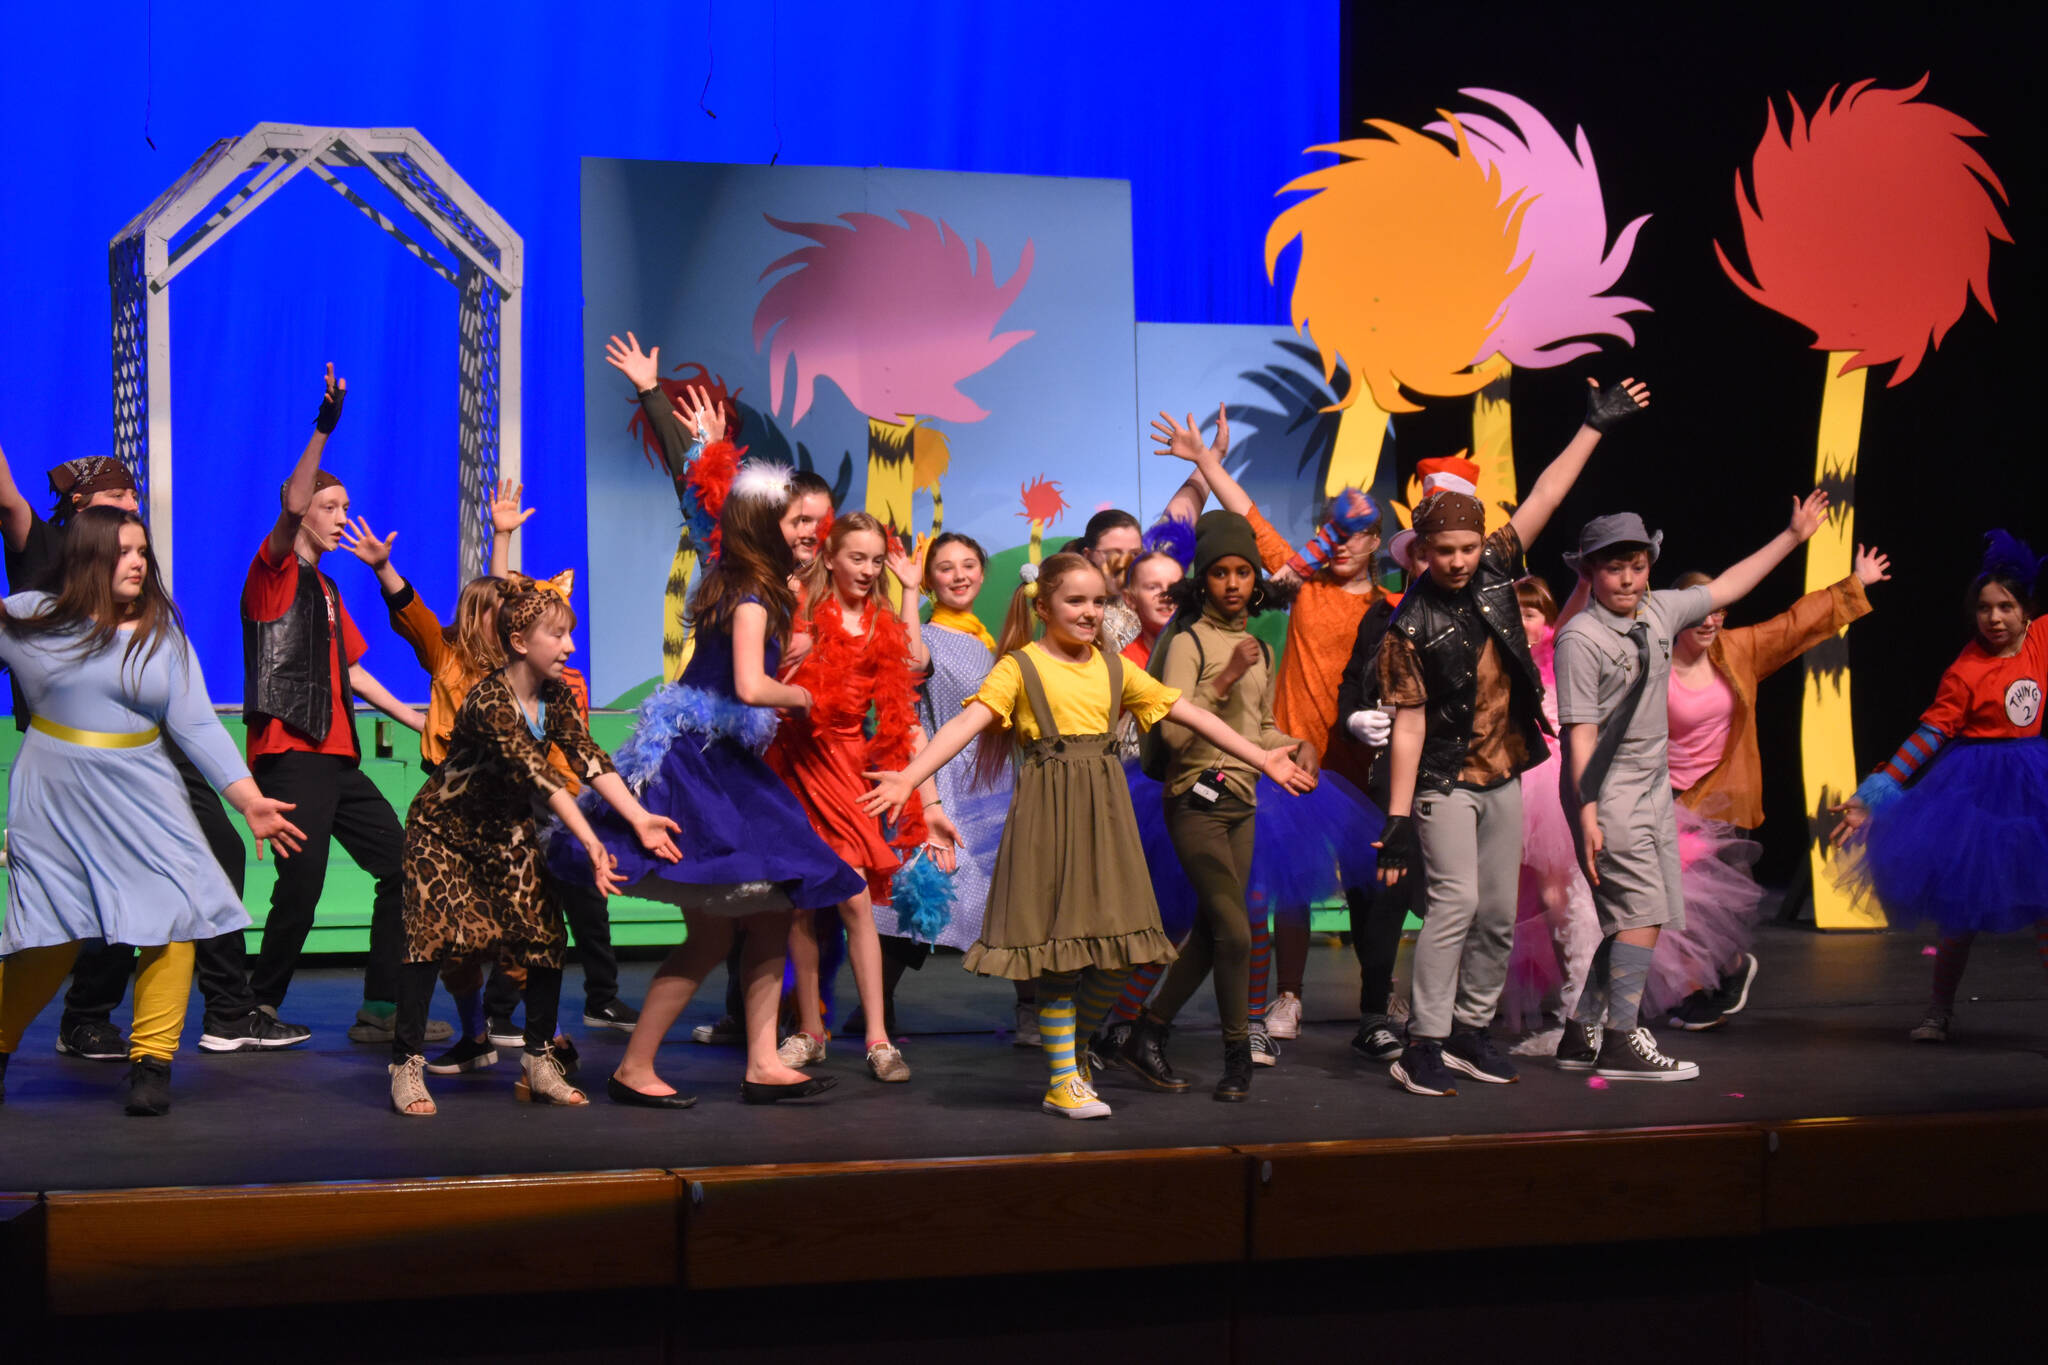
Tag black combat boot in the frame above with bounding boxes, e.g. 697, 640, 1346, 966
1214, 1037, 1253, 1102
1119, 1012, 1191, 1093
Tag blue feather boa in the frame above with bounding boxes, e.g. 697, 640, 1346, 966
889, 852, 956, 946
610, 683, 782, 794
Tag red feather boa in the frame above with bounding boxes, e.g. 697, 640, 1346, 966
795, 593, 926, 852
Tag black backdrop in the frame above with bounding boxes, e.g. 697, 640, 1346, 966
1338, 1, 2045, 885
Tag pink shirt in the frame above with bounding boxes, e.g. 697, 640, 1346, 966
1667, 667, 1736, 792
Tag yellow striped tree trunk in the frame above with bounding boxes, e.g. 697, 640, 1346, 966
866, 416, 917, 542
1803, 355, 1883, 928
1468, 359, 1517, 532
1325, 390, 1393, 501
662, 535, 697, 683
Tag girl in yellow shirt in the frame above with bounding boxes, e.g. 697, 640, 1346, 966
862, 552, 1314, 1120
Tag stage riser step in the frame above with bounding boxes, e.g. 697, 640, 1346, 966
13, 1110, 2045, 1314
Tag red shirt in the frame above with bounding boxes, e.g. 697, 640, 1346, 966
1921, 617, 2047, 740
242, 540, 368, 761
1121, 635, 1155, 669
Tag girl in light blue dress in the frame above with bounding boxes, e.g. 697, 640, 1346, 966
0, 508, 303, 1114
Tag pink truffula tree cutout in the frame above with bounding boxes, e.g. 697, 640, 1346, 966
1714, 74, 2009, 928
1420, 90, 1650, 531
753, 210, 1035, 541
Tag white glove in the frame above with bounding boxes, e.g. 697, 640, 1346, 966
1346, 707, 1392, 748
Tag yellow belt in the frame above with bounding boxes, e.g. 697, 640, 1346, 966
29, 716, 162, 749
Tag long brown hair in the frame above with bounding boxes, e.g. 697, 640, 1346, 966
0, 507, 185, 691
443, 576, 513, 691
689, 478, 798, 646
799, 510, 894, 619
972, 552, 1106, 790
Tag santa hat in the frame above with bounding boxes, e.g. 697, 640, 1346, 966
1414, 454, 1481, 499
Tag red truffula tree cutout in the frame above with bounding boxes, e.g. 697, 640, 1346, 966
1714, 74, 2010, 927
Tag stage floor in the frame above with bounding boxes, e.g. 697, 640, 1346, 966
2, 924, 2044, 1192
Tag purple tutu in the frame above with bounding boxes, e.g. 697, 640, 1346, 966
1645, 804, 1765, 1014
1846, 738, 2048, 936
1125, 761, 1381, 936
1246, 770, 1381, 921
548, 680, 865, 915
1124, 758, 1198, 942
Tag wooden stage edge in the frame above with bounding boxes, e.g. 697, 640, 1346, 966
7, 1108, 2047, 1314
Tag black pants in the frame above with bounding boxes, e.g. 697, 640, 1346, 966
483, 875, 620, 1018
398, 958, 560, 1062
60, 739, 260, 1030
1351, 757, 1414, 1016
248, 751, 405, 1008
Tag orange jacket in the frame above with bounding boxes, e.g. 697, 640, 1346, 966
1679, 575, 1870, 828
385, 583, 590, 790
1247, 505, 1387, 789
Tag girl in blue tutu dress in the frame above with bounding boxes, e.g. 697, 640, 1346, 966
1833, 531, 2048, 1043
551, 463, 864, 1107
0, 509, 304, 1115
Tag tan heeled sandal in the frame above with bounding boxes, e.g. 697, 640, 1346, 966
389, 1055, 437, 1116
514, 1044, 589, 1106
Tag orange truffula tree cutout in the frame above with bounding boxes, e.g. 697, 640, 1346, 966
1266, 115, 1530, 500
1715, 74, 2010, 927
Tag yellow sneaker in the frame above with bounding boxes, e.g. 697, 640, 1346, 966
1041, 1073, 1111, 1119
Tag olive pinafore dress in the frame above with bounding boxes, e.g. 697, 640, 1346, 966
962, 647, 1178, 981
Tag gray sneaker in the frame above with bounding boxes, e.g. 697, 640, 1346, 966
1909, 1012, 1951, 1043
1249, 1021, 1281, 1067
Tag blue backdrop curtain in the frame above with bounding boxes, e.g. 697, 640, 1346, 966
0, 0, 1337, 703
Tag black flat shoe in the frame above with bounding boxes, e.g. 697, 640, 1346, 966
124, 1056, 172, 1116
605, 1075, 697, 1109
740, 1076, 838, 1104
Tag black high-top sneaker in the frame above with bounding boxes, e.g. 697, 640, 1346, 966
1592, 1026, 1700, 1082
1555, 1016, 1600, 1071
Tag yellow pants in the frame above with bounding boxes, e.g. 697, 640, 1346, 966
0, 940, 195, 1062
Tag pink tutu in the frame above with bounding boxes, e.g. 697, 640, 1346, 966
1645, 803, 1765, 1014
1518, 748, 1578, 889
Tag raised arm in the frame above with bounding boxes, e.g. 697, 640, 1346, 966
1154, 404, 1225, 525
887, 536, 931, 672
1508, 377, 1649, 548
266, 363, 346, 562
488, 477, 534, 579
1152, 407, 1251, 517
1705, 490, 1827, 612
339, 516, 405, 597
0, 435, 34, 554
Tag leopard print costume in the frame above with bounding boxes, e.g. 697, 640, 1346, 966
402, 671, 613, 970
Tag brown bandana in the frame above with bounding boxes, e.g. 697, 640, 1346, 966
48, 457, 136, 501
1413, 490, 1485, 537
278, 468, 346, 509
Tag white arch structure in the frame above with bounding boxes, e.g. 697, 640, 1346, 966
109, 123, 522, 587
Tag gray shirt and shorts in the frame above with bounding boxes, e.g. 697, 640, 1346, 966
1552, 585, 1716, 936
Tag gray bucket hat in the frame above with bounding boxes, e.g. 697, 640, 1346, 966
1562, 512, 1663, 572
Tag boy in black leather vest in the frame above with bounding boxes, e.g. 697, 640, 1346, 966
240, 366, 441, 1043
1373, 377, 1649, 1097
